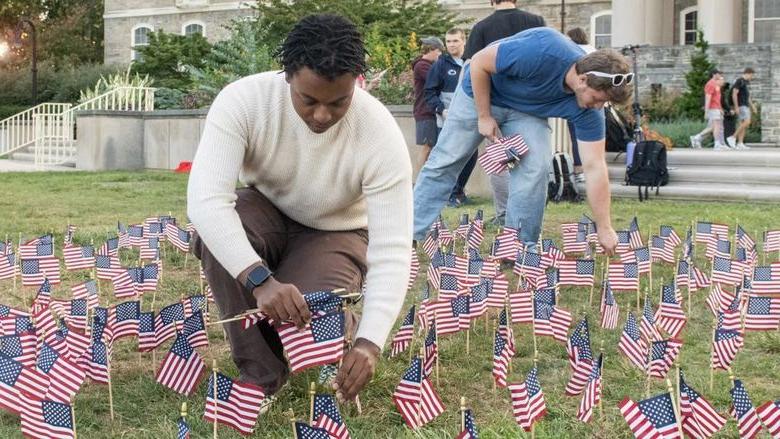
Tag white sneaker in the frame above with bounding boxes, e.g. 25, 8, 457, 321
726, 136, 736, 148
713, 143, 731, 150
689, 135, 701, 148
735, 143, 750, 150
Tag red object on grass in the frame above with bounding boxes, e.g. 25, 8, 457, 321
174, 162, 192, 173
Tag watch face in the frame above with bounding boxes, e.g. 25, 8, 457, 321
249, 266, 270, 285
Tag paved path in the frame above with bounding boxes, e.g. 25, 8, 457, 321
0, 159, 76, 172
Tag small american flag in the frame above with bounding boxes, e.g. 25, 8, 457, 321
691, 264, 711, 290
600, 281, 619, 329
466, 221, 484, 252
559, 259, 595, 287
514, 251, 548, 281
95, 254, 124, 280
181, 311, 208, 349
62, 245, 95, 271
0, 332, 37, 368
408, 249, 419, 290
392, 357, 445, 429
576, 354, 602, 423
561, 223, 588, 255
436, 216, 454, 247
618, 392, 682, 439
79, 339, 111, 384
57, 325, 90, 363
608, 262, 639, 291
203, 371, 265, 435
155, 302, 186, 346
478, 134, 529, 175
764, 230, 780, 252
422, 227, 440, 259
182, 295, 208, 319
455, 214, 470, 239
455, 408, 478, 439
708, 235, 732, 260
534, 268, 559, 291
683, 227, 694, 260
757, 400, 780, 439
621, 247, 652, 274
655, 284, 687, 338
0, 353, 49, 414
0, 240, 11, 256
744, 296, 780, 331
541, 239, 565, 266
711, 327, 743, 371
156, 334, 205, 395
629, 217, 643, 249
619, 312, 647, 370
509, 287, 533, 324
616, 230, 632, 254
468, 281, 489, 318
484, 273, 509, 308
533, 289, 571, 343
675, 260, 690, 290
0, 253, 18, 280
696, 221, 729, 245
712, 256, 747, 286
21, 258, 60, 286
640, 297, 663, 342
492, 329, 513, 388
508, 366, 546, 431
493, 227, 520, 260
737, 225, 755, 250
127, 224, 144, 247
111, 301, 140, 341
434, 295, 470, 336
20, 397, 75, 439
660, 225, 681, 248
138, 311, 158, 352
679, 369, 726, 439
50, 299, 89, 330
97, 236, 119, 257
752, 264, 780, 295
423, 323, 437, 377
646, 338, 683, 379
36, 342, 85, 403
295, 422, 330, 438
311, 394, 351, 439
565, 317, 593, 396
166, 224, 191, 253
390, 305, 415, 357
706, 283, 736, 317
71, 280, 99, 310
31, 279, 52, 314
139, 237, 160, 260
19, 239, 54, 259
454, 255, 483, 289
178, 415, 190, 439
498, 308, 515, 353
730, 379, 763, 439
651, 236, 675, 264
277, 311, 345, 373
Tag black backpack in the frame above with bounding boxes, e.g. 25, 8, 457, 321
625, 140, 669, 201
548, 152, 582, 203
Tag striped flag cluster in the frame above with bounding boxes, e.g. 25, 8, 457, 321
679, 370, 726, 438
576, 354, 602, 423
565, 317, 593, 396
646, 339, 683, 379
492, 328, 514, 388
203, 371, 265, 435
655, 283, 687, 338
390, 306, 415, 357
508, 367, 546, 431
730, 379, 763, 439
311, 393, 351, 439
618, 392, 681, 438
478, 134, 529, 175
600, 281, 619, 329
392, 357, 445, 429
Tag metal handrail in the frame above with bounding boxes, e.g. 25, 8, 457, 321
0, 103, 71, 157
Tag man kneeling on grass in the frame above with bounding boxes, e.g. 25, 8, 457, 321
188, 14, 413, 405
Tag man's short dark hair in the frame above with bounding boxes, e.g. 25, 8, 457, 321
744, 67, 755, 74
567, 28, 589, 45
276, 14, 368, 80
575, 49, 632, 104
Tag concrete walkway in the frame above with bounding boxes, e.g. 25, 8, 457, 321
0, 159, 76, 172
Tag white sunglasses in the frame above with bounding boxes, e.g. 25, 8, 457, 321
585, 71, 634, 87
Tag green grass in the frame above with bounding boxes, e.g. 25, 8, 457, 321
1, 170, 780, 438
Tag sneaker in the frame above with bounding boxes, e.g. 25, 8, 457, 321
713, 143, 731, 150
726, 136, 737, 148
689, 135, 701, 148
735, 143, 750, 150
447, 196, 461, 208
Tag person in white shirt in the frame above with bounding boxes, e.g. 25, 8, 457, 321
188, 14, 413, 404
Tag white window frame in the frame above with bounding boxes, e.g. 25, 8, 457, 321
131, 24, 154, 62
679, 6, 698, 45
748, 0, 780, 42
590, 10, 612, 49
182, 20, 206, 37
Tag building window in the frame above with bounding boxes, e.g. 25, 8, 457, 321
590, 11, 612, 49
680, 7, 698, 45
183, 22, 205, 37
131, 25, 153, 62
751, 0, 780, 42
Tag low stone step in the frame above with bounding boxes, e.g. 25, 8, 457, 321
610, 182, 780, 202
607, 164, 780, 185
606, 148, 780, 167
10, 151, 76, 167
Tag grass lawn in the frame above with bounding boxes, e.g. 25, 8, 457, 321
1, 170, 780, 438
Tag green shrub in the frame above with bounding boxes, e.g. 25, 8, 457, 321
154, 88, 186, 110
0, 105, 30, 120
642, 89, 683, 122
677, 31, 716, 119
132, 31, 212, 90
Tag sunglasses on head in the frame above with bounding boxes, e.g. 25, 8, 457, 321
585, 71, 634, 87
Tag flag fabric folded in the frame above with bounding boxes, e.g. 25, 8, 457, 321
155, 335, 205, 396
97, 236, 119, 257
646, 339, 683, 379
71, 280, 99, 310
203, 371, 265, 436
182, 311, 209, 349
651, 236, 676, 264
565, 317, 593, 396
62, 245, 95, 271
0, 253, 18, 280
730, 379, 763, 439
492, 329, 513, 388
619, 313, 648, 370
618, 392, 682, 439
484, 272, 509, 308
609, 262, 640, 291
533, 289, 572, 343
311, 393, 351, 439
20, 396, 75, 439
36, 342, 85, 404
621, 247, 652, 274
0, 331, 37, 368
392, 357, 445, 429
156, 303, 186, 345
660, 225, 682, 248
757, 400, 780, 439
600, 281, 619, 329
423, 324, 437, 377
577, 354, 602, 423
408, 249, 419, 290
0, 352, 50, 414
679, 370, 726, 439
390, 306, 415, 357
640, 298, 663, 342
478, 134, 529, 175
629, 217, 643, 249
696, 222, 729, 245
711, 326, 743, 371
508, 366, 546, 431
138, 311, 159, 352
655, 284, 687, 338
277, 311, 345, 373
492, 227, 520, 260
562, 223, 589, 255
111, 301, 140, 341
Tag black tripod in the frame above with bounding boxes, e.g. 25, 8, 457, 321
621, 44, 646, 144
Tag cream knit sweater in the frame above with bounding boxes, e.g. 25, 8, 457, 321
187, 72, 413, 349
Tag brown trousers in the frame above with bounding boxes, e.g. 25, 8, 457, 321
192, 187, 368, 394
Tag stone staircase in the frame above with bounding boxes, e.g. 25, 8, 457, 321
10, 143, 77, 167
606, 144, 780, 202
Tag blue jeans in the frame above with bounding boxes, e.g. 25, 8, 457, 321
413, 87, 551, 248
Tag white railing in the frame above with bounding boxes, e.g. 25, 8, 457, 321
0, 103, 72, 157
32, 86, 155, 167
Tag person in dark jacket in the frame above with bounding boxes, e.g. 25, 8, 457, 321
462, 0, 545, 224
424, 28, 474, 207
413, 37, 444, 166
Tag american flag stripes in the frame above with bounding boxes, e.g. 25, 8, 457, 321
79, 340, 110, 384
408, 249, 419, 290
111, 301, 140, 341
0, 352, 50, 413
311, 393, 351, 439
21, 258, 61, 285
629, 217, 643, 249
468, 281, 489, 318
62, 245, 95, 271
651, 236, 676, 264
182, 311, 208, 349
542, 239, 565, 266
508, 366, 546, 431
178, 415, 190, 439
0, 332, 37, 368
156, 303, 185, 345
660, 225, 681, 248
277, 312, 345, 373
561, 223, 588, 255
712, 256, 747, 286
646, 339, 683, 379
492, 227, 520, 260
655, 284, 687, 338
478, 134, 529, 175
139, 237, 160, 260
757, 400, 780, 439
600, 281, 619, 329
706, 283, 736, 317
565, 317, 593, 396
765, 230, 780, 252
95, 254, 124, 280
533, 289, 571, 343
676, 260, 690, 290
752, 264, 780, 295
455, 214, 470, 239
616, 230, 633, 254
392, 357, 445, 429
466, 221, 484, 252
71, 280, 99, 310
514, 251, 548, 282
295, 422, 330, 438
509, 287, 533, 324
691, 264, 711, 290
19, 239, 54, 259
484, 272, 509, 308
127, 225, 144, 247
709, 236, 732, 260
559, 259, 595, 287
390, 306, 415, 357
138, 311, 158, 352
679, 370, 726, 439
36, 342, 85, 403
422, 228, 441, 259
455, 408, 478, 439
203, 371, 265, 435
619, 313, 648, 370
50, 299, 89, 330
640, 298, 663, 342
621, 247, 652, 274
498, 308, 515, 352
576, 354, 602, 423
423, 323, 437, 377
0, 253, 18, 280
97, 236, 119, 257
730, 379, 763, 439
744, 296, 780, 331
155, 334, 205, 396
432, 295, 470, 336
618, 392, 682, 439
492, 329, 514, 388
166, 224, 191, 253
609, 262, 640, 291
696, 221, 729, 245
20, 397, 75, 439
737, 226, 755, 251
711, 326, 743, 371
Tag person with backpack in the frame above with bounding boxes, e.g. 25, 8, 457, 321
413, 27, 632, 255
727, 67, 756, 150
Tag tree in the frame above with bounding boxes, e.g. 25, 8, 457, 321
132, 30, 212, 90
676, 30, 716, 119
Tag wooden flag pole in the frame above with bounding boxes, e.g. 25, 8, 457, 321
71, 397, 77, 439
492, 323, 497, 392
460, 396, 466, 432
309, 382, 316, 425
465, 319, 470, 355
212, 361, 219, 439
16, 233, 22, 297
107, 355, 115, 421
531, 286, 538, 362
666, 378, 684, 439
709, 317, 717, 392
435, 323, 440, 389
289, 409, 298, 439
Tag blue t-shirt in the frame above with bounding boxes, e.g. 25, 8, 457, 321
462, 27, 605, 142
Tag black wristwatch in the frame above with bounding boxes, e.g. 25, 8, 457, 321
244, 265, 273, 292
